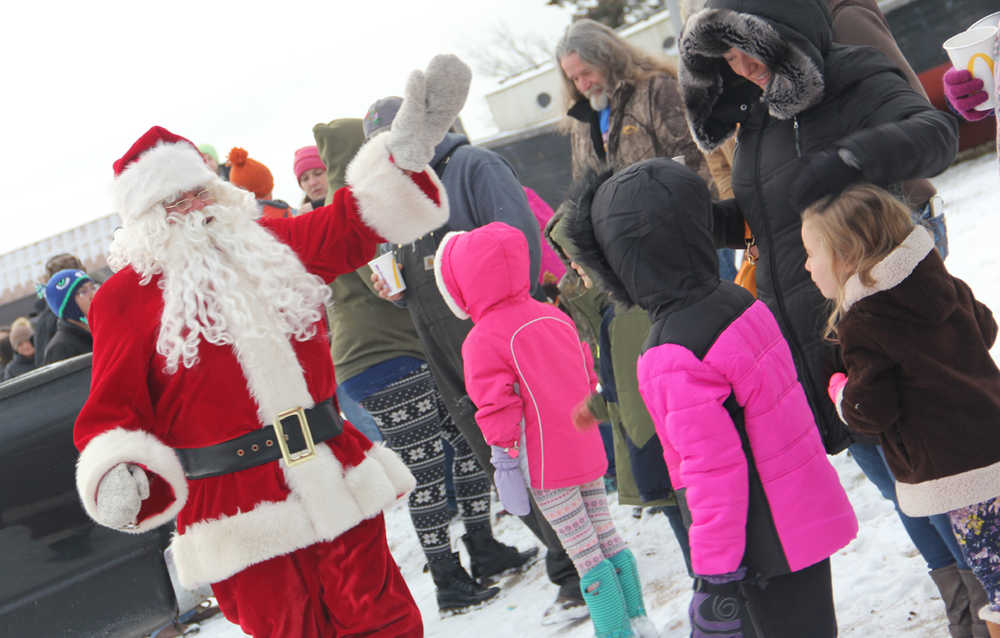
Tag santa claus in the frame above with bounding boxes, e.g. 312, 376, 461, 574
73, 55, 471, 637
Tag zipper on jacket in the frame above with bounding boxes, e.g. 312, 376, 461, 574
751, 114, 826, 443
793, 117, 802, 158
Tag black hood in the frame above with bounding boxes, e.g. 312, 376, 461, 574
679, 0, 833, 149
565, 158, 718, 315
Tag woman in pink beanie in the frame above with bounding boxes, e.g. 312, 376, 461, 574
293, 146, 328, 213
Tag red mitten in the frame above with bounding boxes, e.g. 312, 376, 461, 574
828, 373, 848, 423
571, 399, 599, 430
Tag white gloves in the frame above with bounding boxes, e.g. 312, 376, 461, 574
95, 463, 149, 529
388, 54, 472, 171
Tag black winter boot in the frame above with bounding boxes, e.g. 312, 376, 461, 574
428, 552, 500, 615
461, 528, 540, 581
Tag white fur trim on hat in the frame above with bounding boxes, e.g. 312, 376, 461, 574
76, 427, 188, 534
897, 458, 1000, 517
345, 133, 449, 244
170, 443, 412, 588
433, 230, 470, 320
112, 141, 217, 223
842, 226, 934, 311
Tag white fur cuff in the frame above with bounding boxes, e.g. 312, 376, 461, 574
345, 134, 449, 244
980, 604, 1000, 624
76, 428, 188, 534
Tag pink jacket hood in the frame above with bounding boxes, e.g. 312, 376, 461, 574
435, 222, 532, 322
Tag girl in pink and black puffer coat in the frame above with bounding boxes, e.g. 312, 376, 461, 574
434, 221, 657, 638
565, 158, 858, 638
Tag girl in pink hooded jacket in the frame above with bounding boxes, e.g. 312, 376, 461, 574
564, 158, 858, 638
434, 221, 656, 638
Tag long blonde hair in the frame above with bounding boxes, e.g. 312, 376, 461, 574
801, 184, 915, 340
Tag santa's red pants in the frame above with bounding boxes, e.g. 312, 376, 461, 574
211, 513, 422, 637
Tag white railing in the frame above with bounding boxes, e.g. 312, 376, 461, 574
0, 214, 120, 304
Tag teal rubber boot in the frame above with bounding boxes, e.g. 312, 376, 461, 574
580, 560, 634, 638
609, 549, 659, 637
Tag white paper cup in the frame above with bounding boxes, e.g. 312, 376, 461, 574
969, 11, 1000, 32
943, 26, 999, 111
368, 251, 406, 295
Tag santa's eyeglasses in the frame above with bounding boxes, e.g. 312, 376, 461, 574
163, 189, 214, 213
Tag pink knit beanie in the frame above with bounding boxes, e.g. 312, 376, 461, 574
293, 146, 326, 183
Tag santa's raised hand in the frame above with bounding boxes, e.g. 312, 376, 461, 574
388, 54, 472, 171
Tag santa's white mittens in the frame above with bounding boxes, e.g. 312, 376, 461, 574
388, 54, 471, 171
346, 133, 449, 244
77, 428, 188, 534
95, 463, 149, 529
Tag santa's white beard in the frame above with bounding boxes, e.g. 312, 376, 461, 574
109, 197, 331, 374
588, 89, 609, 111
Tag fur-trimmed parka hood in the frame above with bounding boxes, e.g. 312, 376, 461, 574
564, 158, 718, 316
679, 0, 833, 149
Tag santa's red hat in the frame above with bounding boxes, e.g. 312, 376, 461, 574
112, 125, 217, 222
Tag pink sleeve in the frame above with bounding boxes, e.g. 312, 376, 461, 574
462, 332, 523, 448
638, 344, 748, 576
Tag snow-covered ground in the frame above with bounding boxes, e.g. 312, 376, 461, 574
196, 150, 1000, 638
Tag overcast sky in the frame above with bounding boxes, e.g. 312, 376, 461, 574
0, 0, 575, 255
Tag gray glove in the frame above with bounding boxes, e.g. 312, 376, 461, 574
96, 463, 150, 529
388, 54, 472, 171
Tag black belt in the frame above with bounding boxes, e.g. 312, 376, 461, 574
177, 399, 343, 479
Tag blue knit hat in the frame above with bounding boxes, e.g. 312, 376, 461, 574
44, 269, 92, 321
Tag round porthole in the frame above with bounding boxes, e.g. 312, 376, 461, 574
537, 92, 552, 108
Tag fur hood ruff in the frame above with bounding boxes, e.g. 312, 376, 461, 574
679, 6, 827, 149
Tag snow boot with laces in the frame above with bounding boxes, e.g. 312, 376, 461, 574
461, 528, 539, 581
428, 552, 501, 615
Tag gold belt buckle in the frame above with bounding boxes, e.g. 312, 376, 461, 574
273, 407, 317, 467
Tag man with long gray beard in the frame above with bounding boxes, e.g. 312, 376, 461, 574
72, 55, 470, 638
556, 18, 709, 184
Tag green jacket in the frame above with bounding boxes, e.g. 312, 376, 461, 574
313, 118, 425, 383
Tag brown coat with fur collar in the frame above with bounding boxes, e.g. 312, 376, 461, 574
837, 228, 1000, 516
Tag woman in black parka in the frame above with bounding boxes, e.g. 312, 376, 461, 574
678, 0, 958, 454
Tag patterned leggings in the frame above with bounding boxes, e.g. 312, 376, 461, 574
359, 364, 492, 561
532, 478, 627, 576
949, 497, 1000, 616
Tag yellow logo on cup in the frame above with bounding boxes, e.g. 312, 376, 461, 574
969, 52, 995, 74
